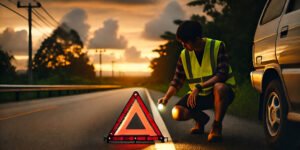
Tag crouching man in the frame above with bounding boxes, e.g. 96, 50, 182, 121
158, 20, 236, 142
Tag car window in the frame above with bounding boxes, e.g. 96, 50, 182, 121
261, 0, 287, 24
287, 0, 300, 13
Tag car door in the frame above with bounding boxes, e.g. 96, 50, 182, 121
253, 0, 287, 68
276, 0, 300, 112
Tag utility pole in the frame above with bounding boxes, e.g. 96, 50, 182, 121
18, 1, 41, 84
96, 49, 106, 78
112, 60, 115, 78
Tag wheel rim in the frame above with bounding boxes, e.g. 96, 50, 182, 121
266, 92, 281, 137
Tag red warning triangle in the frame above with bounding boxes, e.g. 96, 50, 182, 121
105, 91, 165, 143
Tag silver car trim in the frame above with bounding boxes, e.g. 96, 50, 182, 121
254, 33, 277, 43
287, 24, 300, 31
287, 112, 300, 122
282, 68, 300, 74
254, 25, 300, 43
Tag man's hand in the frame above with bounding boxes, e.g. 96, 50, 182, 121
187, 88, 200, 108
157, 86, 177, 106
157, 97, 168, 105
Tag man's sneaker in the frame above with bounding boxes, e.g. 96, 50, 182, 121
207, 120, 222, 142
190, 111, 210, 134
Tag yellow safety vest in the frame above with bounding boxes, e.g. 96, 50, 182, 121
181, 38, 236, 96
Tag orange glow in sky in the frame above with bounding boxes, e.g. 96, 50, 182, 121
0, 0, 206, 76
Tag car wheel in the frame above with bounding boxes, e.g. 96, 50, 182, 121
263, 79, 289, 149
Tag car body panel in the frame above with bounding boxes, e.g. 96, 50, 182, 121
251, 0, 300, 120
276, 9, 300, 113
253, 18, 280, 68
250, 70, 264, 93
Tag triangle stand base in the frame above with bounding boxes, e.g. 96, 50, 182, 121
104, 135, 168, 143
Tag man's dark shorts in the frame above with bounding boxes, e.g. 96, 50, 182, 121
175, 86, 235, 114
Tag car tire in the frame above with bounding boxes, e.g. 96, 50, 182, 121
263, 79, 289, 149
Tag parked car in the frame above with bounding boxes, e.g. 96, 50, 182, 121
250, 0, 300, 148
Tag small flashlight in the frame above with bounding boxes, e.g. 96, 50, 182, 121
158, 103, 164, 110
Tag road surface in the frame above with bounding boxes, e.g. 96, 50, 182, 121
0, 88, 276, 149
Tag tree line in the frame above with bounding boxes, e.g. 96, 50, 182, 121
0, 24, 95, 84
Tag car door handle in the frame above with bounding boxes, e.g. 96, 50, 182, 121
280, 25, 289, 38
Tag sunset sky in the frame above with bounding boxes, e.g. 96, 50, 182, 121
0, 0, 207, 76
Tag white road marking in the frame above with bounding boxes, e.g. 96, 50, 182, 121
144, 88, 176, 150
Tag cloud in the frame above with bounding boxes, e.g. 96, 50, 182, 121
88, 18, 127, 49
61, 8, 90, 43
142, 0, 185, 40
0, 28, 27, 55
124, 46, 149, 62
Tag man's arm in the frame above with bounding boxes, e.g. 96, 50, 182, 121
158, 56, 186, 104
158, 86, 177, 104
201, 42, 230, 89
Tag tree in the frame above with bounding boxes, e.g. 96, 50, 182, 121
150, 31, 183, 82
33, 24, 95, 82
0, 47, 16, 77
187, 0, 267, 82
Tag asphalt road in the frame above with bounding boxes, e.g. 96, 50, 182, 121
148, 90, 269, 150
0, 88, 276, 150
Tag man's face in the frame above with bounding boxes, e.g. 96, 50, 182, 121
181, 41, 196, 51
181, 38, 202, 51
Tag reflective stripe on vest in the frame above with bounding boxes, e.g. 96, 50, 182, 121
181, 38, 236, 96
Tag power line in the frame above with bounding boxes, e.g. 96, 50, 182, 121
31, 0, 60, 26
5, 0, 56, 29
0, 2, 28, 20
5, 0, 58, 36
32, 9, 56, 29
32, 9, 56, 28
0, 2, 50, 39
32, 18, 44, 29
0, 2, 47, 34
40, 6, 59, 25
6, 0, 16, 5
